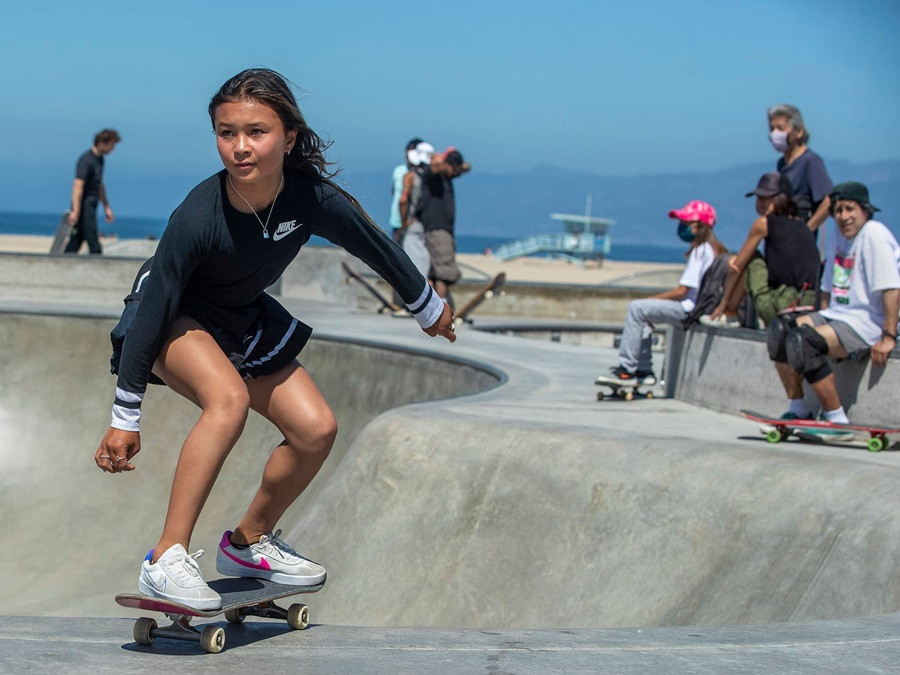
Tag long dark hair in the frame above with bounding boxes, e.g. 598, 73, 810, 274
209, 68, 377, 225
687, 222, 728, 258
770, 192, 798, 217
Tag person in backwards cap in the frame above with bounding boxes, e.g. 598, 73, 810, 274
387, 138, 424, 307
602, 200, 727, 385
701, 172, 820, 327
418, 147, 471, 302
389, 138, 423, 245
763, 181, 900, 436
400, 141, 435, 279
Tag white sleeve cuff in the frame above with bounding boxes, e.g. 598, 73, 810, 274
111, 388, 143, 432
407, 284, 445, 329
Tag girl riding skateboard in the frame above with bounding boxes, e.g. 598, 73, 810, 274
94, 68, 456, 610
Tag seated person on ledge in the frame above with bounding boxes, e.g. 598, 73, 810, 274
765, 181, 899, 434
603, 200, 727, 384
702, 172, 820, 328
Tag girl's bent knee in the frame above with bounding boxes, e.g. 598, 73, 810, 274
292, 417, 337, 456
205, 386, 251, 423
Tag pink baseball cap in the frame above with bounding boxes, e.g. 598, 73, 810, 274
668, 200, 717, 227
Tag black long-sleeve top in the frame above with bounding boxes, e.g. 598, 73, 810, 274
113, 169, 440, 424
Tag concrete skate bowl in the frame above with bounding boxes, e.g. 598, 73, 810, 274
4, 311, 900, 633
0, 310, 499, 616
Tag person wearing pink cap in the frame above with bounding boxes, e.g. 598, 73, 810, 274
602, 200, 727, 384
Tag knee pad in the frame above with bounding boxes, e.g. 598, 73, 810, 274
785, 325, 832, 383
766, 317, 791, 362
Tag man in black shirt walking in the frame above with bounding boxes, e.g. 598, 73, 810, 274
419, 147, 470, 300
65, 128, 121, 254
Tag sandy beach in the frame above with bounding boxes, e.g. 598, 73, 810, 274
0, 234, 682, 287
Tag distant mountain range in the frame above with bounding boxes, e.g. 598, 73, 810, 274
342, 159, 900, 250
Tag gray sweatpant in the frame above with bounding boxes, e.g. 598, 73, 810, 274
618, 298, 686, 373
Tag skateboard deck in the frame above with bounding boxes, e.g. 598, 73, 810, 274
49, 212, 71, 255
454, 272, 506, 327
341, 260, 401, 313
116, 577, 325, 653
594, 374, 656, 401
740, 409, 898, 452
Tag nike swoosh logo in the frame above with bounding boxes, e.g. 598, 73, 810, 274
272, 222, 302, 241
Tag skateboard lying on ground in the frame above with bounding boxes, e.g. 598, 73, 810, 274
453, 272, 506, 327
594, 375, 656, 401
116, 577, 325, 653
48, 212, 71, 255
740, 409, 898, 452
341, 260, 401, 314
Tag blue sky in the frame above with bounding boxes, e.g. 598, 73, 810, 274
1, 0, 898, 218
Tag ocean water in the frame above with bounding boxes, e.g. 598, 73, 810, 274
0, 210, 685, 263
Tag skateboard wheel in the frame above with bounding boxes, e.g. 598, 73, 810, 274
224, 608, 245, 624
133, 617, 156, 645
287, 603, 310, 630
868, 436, 885, 453
200, 625, 225, 654
765, 429, 783, 444
645, 391, 654, 400
596, 392, 605, 401
484, 290, 494, 300
624, 391, 634, 402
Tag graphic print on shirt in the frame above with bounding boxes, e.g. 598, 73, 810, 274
832, 254, 854, 305
272, 219, 303, 241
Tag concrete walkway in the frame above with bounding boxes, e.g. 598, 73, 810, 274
3, 613, 899, 673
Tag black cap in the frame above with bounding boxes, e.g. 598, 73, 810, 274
745, 172, 794, 198
406, 137, 424, 151
830, 181, 880, 212
444, 149, 465, 168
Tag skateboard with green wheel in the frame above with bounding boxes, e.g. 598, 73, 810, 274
116, 577, 324, 653
739, 409, 897, 452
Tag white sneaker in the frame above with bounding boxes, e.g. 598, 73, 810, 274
138, 544, 221, 611
217, 529, 326, 586
698, 314, 741, 328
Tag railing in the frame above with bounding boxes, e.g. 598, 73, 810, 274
491, 233, 609, 261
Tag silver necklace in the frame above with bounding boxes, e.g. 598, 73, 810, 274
227, 173, 284, 239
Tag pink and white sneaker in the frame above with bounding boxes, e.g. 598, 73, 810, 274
216, 529, 326, 585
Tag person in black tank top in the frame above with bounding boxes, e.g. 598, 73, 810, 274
706, 172, 819, 326
92, 69, 456, 611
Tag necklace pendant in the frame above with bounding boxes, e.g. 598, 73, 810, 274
262, 230, 269, 239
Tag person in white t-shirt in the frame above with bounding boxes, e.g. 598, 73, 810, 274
765, 182, 900, 429
603, 200, 726, 384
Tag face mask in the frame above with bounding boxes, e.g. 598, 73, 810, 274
677, 223, 695, 243
769, 129, 789, 153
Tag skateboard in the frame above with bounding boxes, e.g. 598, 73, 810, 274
453, 272, 506, 327
49, 211, 72, 255
740, 409, 898, 452
594, 375, 657, 401
116, 577, 325, 654
341, 260, 401, 313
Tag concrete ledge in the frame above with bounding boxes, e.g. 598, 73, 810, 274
675, 324, 900, 425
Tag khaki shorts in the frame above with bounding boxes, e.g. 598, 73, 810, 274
424, 230, 461, 284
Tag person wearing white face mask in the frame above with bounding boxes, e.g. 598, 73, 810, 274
767, 104, 834, 236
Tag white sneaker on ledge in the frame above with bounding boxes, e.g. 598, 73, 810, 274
698, 314, 741, 328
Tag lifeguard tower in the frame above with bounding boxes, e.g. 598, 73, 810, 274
491, 196, 613, 263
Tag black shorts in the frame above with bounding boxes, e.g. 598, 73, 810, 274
110, 262, 312, 385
